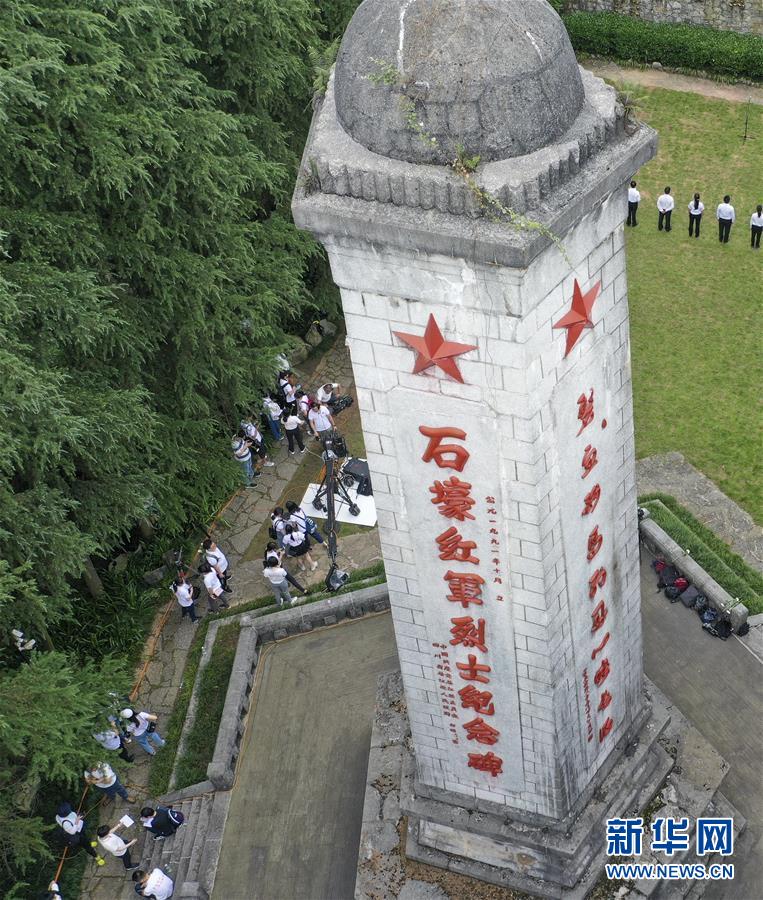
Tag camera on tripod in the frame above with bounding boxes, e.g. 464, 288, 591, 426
321, 429, 347, 460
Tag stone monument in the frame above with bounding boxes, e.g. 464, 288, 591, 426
293, 0, 673, 893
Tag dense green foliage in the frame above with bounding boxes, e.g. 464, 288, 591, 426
564, 12, 763, 80
640, 495, 763, 614
0, 0, 358, 891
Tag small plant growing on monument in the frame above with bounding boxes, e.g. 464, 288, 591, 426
368, 57, 401, 86
453, 144, 481, 175
309, 38, 341, 102
615, 81, 645, 133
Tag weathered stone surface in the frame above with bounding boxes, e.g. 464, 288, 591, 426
334, 0, 584, 165
397, 881, 449, 900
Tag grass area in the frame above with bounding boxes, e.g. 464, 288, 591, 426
640, 492, 763, 614
623, 87, 763, 525
173, 622, 241, 790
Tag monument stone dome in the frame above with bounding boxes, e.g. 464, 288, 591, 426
333, 0, 586, 166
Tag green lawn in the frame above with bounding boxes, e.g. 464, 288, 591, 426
625, 87, 763, 525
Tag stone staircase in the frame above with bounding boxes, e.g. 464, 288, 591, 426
120, 790, 229, 899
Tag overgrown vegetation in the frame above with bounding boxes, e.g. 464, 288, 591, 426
640, 494, 763, 614
173, 623, 241, 790
0, 0, 359, 893
564, 12, 763, 81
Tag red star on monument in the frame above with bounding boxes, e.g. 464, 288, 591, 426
552, 279, 601, 357
393, 314, 477, 383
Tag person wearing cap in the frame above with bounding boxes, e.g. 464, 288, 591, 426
55, 802, 105, 865
750, 204, 763, 249
657, 187, 674, 232
97, 821, 139, 869
120, 708, 165, 755
717, 195, 735, 243
84, 761, 136, 803
626, 180, 640, 227
45, 881, 63, 900
132, 867, 174, 900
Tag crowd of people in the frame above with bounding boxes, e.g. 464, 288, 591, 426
230, 370, 347, 487
627, 181, 763, 247
48, 704, 176, 898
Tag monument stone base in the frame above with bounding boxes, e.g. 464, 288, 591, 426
356, 674, 745, 900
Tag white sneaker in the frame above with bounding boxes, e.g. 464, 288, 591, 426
263, 461, 275, 467
288, 451, 295, 455
311, 561, 319, 571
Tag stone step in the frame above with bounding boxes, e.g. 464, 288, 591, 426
177, 792, 214, 887
167, 796, 202, 875
197, 790, 232, 896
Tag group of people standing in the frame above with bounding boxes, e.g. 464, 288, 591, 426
263, 500, 327, 605
627, 181, 763, 247
230, 370, 344, 487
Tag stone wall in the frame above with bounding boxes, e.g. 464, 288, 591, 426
565, 0, 763, 36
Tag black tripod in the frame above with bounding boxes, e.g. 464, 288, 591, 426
311, 443, 360, 518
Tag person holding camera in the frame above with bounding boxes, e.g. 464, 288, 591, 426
93, 723, 134, 763
240, 417, 275, 471
282, 524, 318, 573
231, 434, 257, 486
198, 560, 230, 610
171, 571, 199, 623
263, 394, 284, 441
120, 708, 165, 756
264, 542, 306, 594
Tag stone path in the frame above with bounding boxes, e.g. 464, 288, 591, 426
78, 334, 381, 899
587, 60, 763, 107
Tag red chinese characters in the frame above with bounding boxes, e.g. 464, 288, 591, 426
587, 526, 603, 561
444, 571, 485, 608
419, 424, 505, 779
437, 527, 479, 564
577, 389, 595, 435
582, 483, 601, 516
450, 616, 487, 652
467, 751, 503, 777
456, 654, 491, 684
459, 685, 495, 716
594, 657, 611, 687
588, 567, 607, 599
581, 444, 598, 479
591, 632, 610, 660
429, 477, 476, 521
463, 717, 500, 746
419, 426, 469, 471
591, 600, 608, 632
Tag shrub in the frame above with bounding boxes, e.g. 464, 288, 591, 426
563, 12, 763, 81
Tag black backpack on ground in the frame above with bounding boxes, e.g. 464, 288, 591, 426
657, 566, 681, 589
665, 585, 681, 602
680, 585, 702, 609
694, 594, 709, 616
736, 622, 750, 637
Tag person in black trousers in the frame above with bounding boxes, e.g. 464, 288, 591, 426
688, 193, 704, 238
750, 204, 763, 249
626, 180, 640, 227
657, 187, 674, 232
717, 195, 735, 243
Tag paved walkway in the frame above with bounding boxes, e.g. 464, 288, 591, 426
587, 60, 763, 107
79, 334, 381, 899
213, 614, 399, 900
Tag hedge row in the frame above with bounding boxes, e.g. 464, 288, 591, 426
639, 493, 763, 615
563, 12, 763, 81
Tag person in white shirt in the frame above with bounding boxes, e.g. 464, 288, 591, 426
202, 538, 231, 590
263, 541, 306, 594
281, 407, 306, 454
199, 561, 230, 611
626, 180, 640, 227
97, 821, 138, 870
687, 193, 704, 239
270, 506, 288, 548
717, 195, 735, 243
262, 558, 294, 605
657, 186, 674, 232
316, 382, 340, 405
171, 572, 199, 623
285, 500, 325, 545
307, 402, 335, 443
231, 435, 256, 486
93, 726, 134, 763
282, 524, 319, 573
55, 802, 104, 864
133, 867, 174, 900
295, 390, 310, 418
750, 204, 763, 249
84, 761, 135, 803
240, 418, 275, 471
263, 394, 284, 441
120, 708, 166, 755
